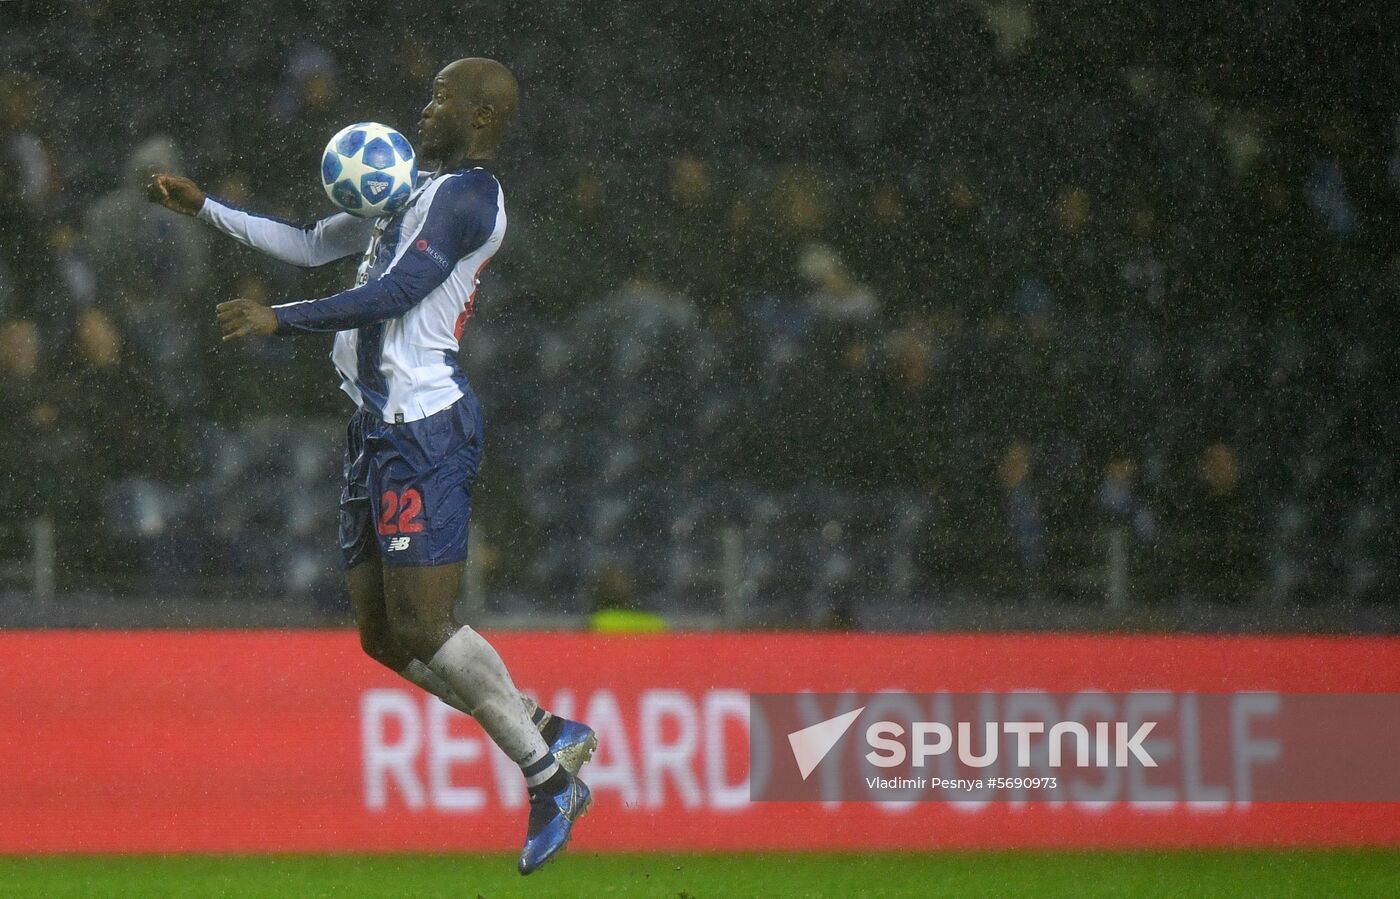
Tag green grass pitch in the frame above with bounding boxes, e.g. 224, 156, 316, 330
0, 851, 1394, 898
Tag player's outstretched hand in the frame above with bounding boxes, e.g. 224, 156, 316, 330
217, 299, 278, 342
146, 173, 206, 215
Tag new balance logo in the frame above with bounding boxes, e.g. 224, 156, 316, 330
387, 536, 411, 552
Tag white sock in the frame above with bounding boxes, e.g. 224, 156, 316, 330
400, 659, 472, 715
427, 626, 560, 789
402, 659, 551, 731
521, 694, 554, 730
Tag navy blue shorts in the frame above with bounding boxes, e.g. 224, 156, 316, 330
339, 395, 483, 569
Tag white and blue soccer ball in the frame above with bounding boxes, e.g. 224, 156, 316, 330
320, 122, 416, 217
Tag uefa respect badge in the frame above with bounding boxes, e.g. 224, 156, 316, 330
748, 692, 1400, 803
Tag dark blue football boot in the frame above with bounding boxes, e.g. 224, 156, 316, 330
518, 771, 591, 875
549, 718, 599, 776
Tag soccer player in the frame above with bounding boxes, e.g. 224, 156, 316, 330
147, 58, 592, 874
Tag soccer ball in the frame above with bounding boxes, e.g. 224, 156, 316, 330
320, 122, 416, 217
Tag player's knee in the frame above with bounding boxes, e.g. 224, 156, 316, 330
385, 610, 452, 664
359, 627, 409, 670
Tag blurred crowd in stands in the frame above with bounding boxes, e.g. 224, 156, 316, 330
1, 1, 1396, 621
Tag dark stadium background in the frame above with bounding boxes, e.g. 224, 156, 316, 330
3, 2, 1400, 895
1, 0, 1396, 628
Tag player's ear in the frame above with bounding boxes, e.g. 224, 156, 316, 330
472, 103, 495, 129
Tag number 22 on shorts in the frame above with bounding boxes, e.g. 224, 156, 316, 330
377, 488, 425, 535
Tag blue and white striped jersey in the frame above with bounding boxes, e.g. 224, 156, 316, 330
198, 167, 506, 423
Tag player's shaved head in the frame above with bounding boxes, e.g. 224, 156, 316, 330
442, 57, 518, 130
418, 57, 518, 168
420, 57, 518, 167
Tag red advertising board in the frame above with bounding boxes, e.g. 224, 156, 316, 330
0, 630, 1396, 852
